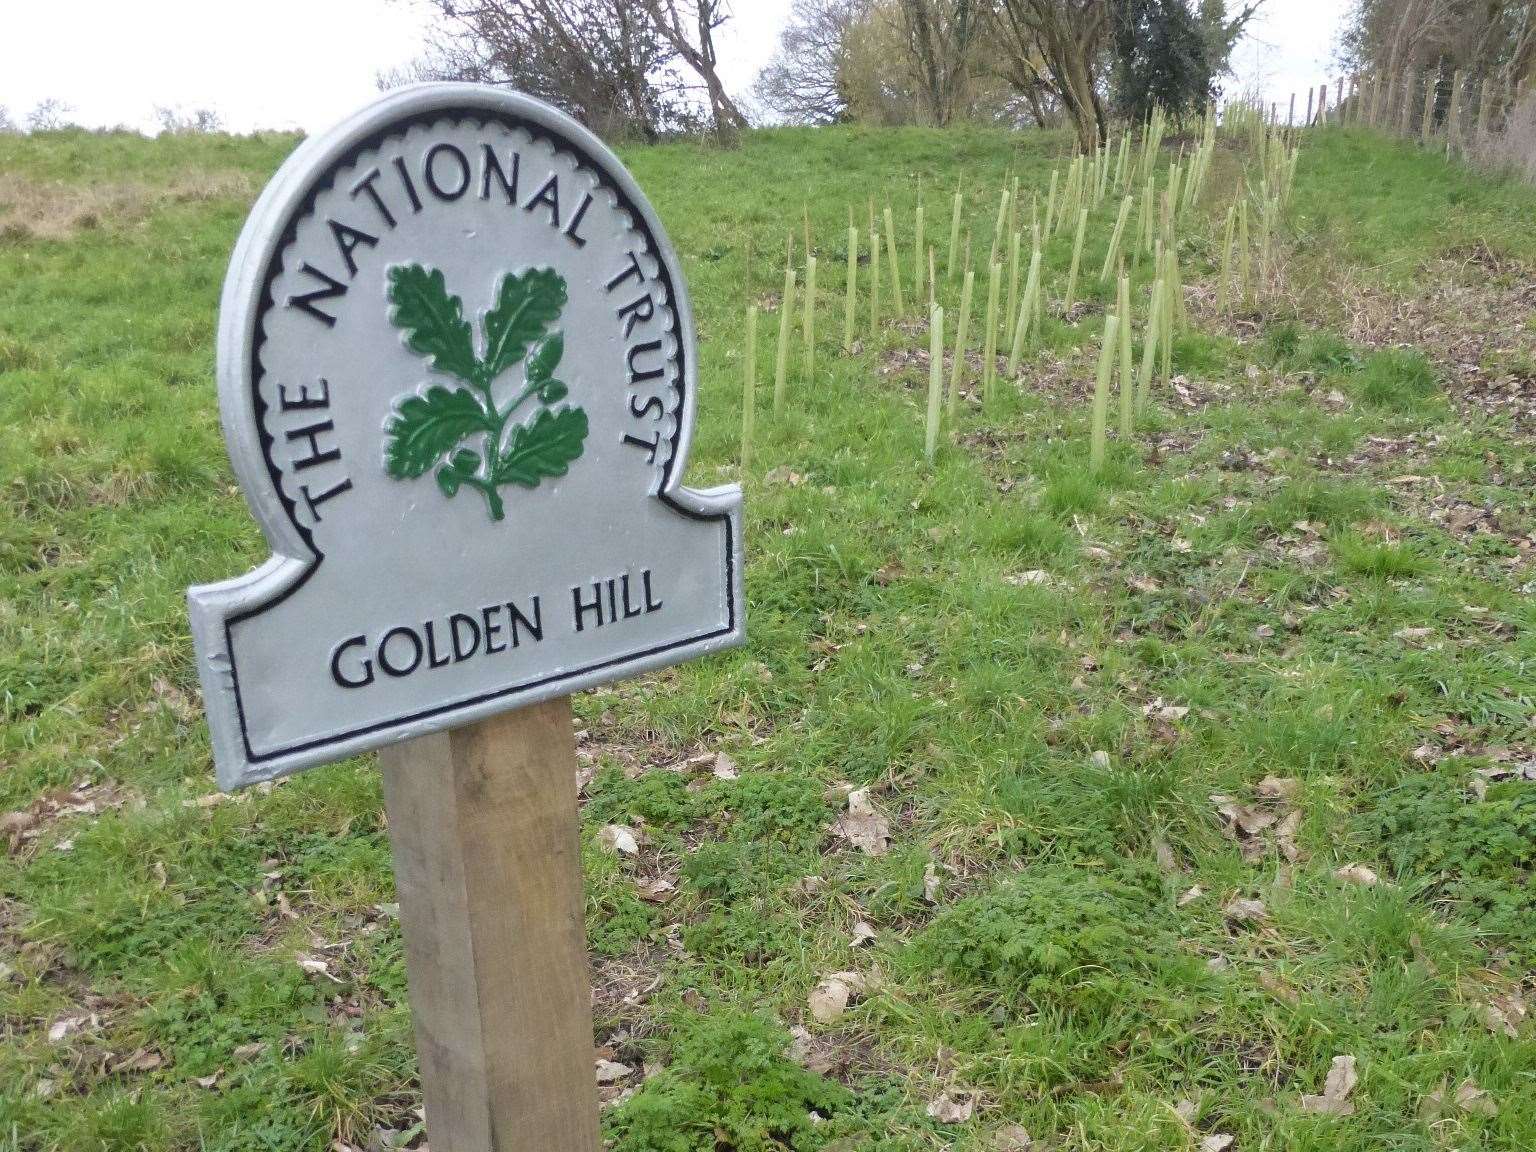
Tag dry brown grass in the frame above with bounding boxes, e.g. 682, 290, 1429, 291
1468, 91, 1536, 182
0, 169, 254, 240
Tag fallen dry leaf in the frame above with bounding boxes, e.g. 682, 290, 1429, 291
808, 971, 868, 1024
1177, 885, 1205, 908
1256, 776, 1301, 800
711, 752, 739, 781
1275, 809, 1305, 863
594, 1059, 633, 1085
1483, 989, 1527, 1037
849, 920, 877, 948
925, 1091, 975, 1124
1, 809, 38, 853
1143, 698, 1189, 721
1333, 864, 1380, 886
598, 824, 640, 856
1006, 569, 1051, 586
835, 789, 890, 856
1300, 1054, 1358, 1115
922, 861, 942, 903
1211, 795, 1277, 837
991, 1124, 1032, 1150
635, 876, 676, 904
1453, 1078, 1497, 1117
1223, 896, 1268, 923
296, 955, 342, 983
113, 1048, 164, 1074
1200, 1136, 1234, 1152
46, 1016, 82, 1043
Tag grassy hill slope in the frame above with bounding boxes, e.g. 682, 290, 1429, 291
2, 122, 1535, 1151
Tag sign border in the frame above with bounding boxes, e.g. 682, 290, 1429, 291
188, 83, 744, 790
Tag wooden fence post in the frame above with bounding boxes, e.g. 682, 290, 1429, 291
1446, 70, 1465, 156
1421, 69, 1438, 145
380, 699, 601, 1152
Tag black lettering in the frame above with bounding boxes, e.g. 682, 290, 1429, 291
285, 420, 342, 471
392, 155, 423, 213
622, 432, 662, 462
605, 251, 646, 293
524, 173, 560, 227
572, 584, 603, 632
606, 578, 617, 624
617, 293, 654, 338
482, 605, 506, 654
449, 613, 481, 662
480, 144, 519, 203
286, 262, 347, 327
378, 626, 424, 677
620, 573, 643, 619
327, 218, 378, 277
299, 478, 353, 521
626, 338, 666, 384
330, 635, 374, 688
424, 142, 470, 201
350, 168, 397, 229
423, 620, 451, 668
509, 596, 543, 645
629, 393, 665, 421
278, 378, 330, 411
563, 191, 593, 247
642, 568, 664, 612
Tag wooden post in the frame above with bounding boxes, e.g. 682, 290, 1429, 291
380, 700, 601, 1152
1306, 86, 1315, 128
1317, 83, 1327, 126
1421, 69, 1437, 145
1446, 70, 1464, 156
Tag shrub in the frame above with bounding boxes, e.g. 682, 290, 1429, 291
585, 766, 700, 833
709, 773, 833, 850
1356, 772, 1536, 961
913, 863, 1198, 1016
607, 1011, 852, 1152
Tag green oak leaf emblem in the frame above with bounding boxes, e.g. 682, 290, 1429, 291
383, 263, 588, 522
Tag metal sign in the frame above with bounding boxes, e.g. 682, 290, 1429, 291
189, 85, 744, 789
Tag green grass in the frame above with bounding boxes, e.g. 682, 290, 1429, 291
3, 121, 1536, 1151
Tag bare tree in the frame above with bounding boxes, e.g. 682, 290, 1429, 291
155, 106, 224, 134
995, 0, 1112, 152
0, 106, 15, 134
892, 0, 990, 126
403, 1, 695, 141
1342, 0, 1534, 85
26, 99, 76, 132
755, 0, 869, 124
638, 0, 752, 133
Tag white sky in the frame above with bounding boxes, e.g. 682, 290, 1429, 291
0, 0, 1349, 135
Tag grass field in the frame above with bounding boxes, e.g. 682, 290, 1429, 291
2, 119, 1536, 1151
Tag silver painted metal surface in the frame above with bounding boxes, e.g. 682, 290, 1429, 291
189, 84, 745, 790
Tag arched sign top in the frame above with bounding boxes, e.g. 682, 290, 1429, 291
190, 84, 744, 789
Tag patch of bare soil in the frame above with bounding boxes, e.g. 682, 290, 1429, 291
1340, 248, 1536, 424
0, 170, 255, 240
